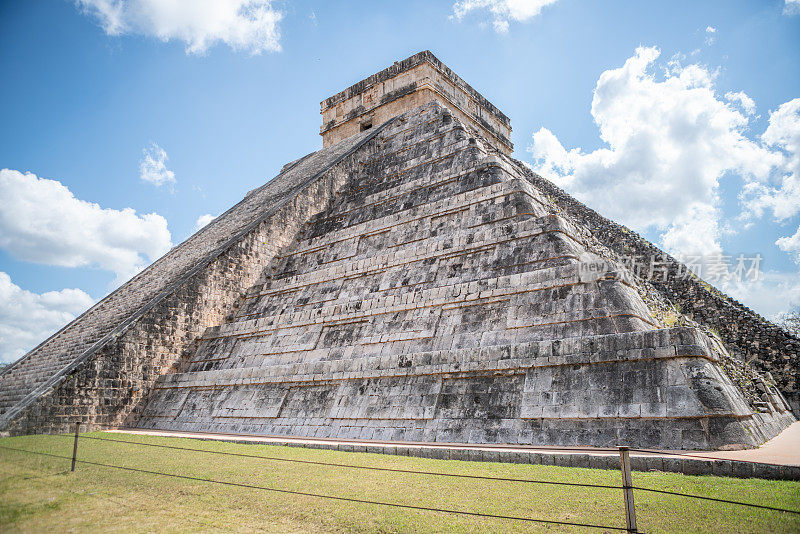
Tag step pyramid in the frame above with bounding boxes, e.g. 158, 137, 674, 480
136, 101, 793, 448
1, 52, 795, 448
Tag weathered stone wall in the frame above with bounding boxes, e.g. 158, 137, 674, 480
506, 158, 800, 416
321, 51, 513, 154
0, 124, 388, 436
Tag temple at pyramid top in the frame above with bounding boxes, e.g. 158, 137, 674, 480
320, 51, 513, 154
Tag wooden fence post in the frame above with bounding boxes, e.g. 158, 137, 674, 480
619, 446, 637, 533
71, 422, 80, 472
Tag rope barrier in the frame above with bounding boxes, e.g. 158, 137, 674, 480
71, 428, 788, 467
0, 444, 628, 531
631, 486, 800, 515
75, 434, 621, 490
104, 429, 781, 466
75, 434, 800, 516
627, 447, 790, 467
3, 431, 798, 529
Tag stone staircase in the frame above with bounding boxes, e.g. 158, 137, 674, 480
0, 125, 383, 429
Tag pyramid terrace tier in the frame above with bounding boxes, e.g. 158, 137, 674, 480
137, 327, 792, 450
278, 171, 550, 271
244, 201, 581, 304
236, 215, 591, 321
195, 261, 654, 370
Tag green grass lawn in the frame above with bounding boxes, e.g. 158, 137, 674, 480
0, 432, 798, 533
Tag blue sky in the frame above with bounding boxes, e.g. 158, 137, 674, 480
1, 0, 799, 363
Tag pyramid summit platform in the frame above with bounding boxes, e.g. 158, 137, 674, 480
1, 52, 797, 449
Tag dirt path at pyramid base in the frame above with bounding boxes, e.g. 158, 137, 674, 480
108, 421, 800, 481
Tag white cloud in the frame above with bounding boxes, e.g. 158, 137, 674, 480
526, 46, 800, 319
0, 169, 172, 284
661, 204, 723, 258
76, 0, 282, 55
139, 142, 176, 188
722, 270, 800, 320
785, 0, 800, 15
725, 91, 756, 116
528, 46, 782, 259
452, 0, 559, 32
740, 98, 800, 222
776, 225, 800, 263
194, 213, 217, 231
705, 26, 716, 45
0, 272, 94, 364
763, 99, 800, 155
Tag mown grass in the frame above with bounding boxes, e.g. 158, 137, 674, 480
0, 432, 798, 533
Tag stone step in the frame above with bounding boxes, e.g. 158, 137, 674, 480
274, 179, 545, 278
295, 172, 549, 261
254, 210, 578, 301
207, 261, 652, 349
238, 217, 586, 320
349, 155, 512, 215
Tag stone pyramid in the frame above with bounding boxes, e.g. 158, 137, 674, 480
1, 52, 796, 449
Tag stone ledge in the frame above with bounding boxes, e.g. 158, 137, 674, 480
155, 327, 716, 389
